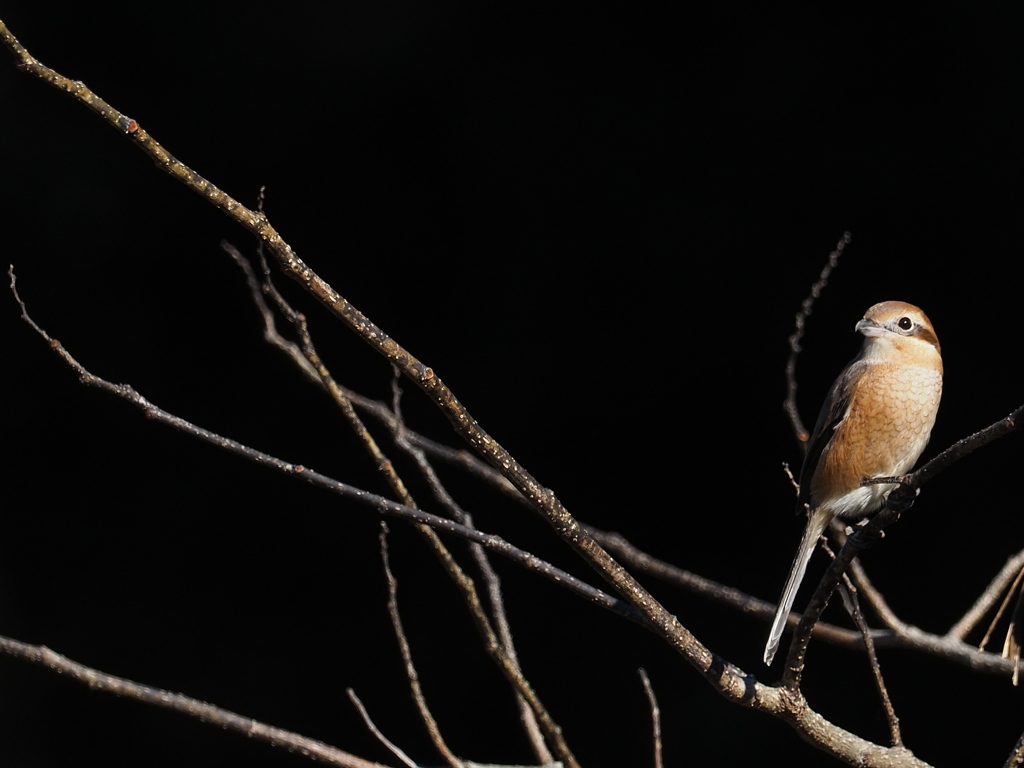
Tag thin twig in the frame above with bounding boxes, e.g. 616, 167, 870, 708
379, 524, 463, 768
420, 532, 582, 768
907, 404, 1022, 493
222, 241, 523, 502
977, 564, 1024, 655
837, 575, 901, 746
638, 669, 663, 768
782, 231, 851, 447
818, 531, 901, 742
222, 241, 321, 382
346, 688, 418, 768
388, 372, 553, 765
0, 635, 384, 768
973, 558, 1024, 686
1003, 584, 1024, 687
950, 548, 1024, 641
781, 462, 799, 494
846, 557, 1017, 673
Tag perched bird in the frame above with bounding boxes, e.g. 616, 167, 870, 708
763, 301, 943, 666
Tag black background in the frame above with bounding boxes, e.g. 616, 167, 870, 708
1, 4, 1021, 766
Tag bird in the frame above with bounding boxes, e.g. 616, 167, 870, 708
763, 301, 943, 666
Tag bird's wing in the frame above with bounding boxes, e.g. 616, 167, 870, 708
796, 359, 868, 512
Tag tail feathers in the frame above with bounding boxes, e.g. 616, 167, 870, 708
763, 508, 832, 665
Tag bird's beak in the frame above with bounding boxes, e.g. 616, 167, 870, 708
855, 318, 886, 337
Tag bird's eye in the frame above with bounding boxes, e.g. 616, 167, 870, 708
897, 316, 913, 331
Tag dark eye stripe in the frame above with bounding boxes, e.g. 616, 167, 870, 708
914, 325, 940, 349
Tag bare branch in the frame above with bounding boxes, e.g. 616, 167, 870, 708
1004, 588, 1024, 687
347, 689, 418, 768
838, 576, 901, 746
221, 241, 322, 382
0, 635, 384, 768
221, 240, 523, 503
637, 669, 662, 768
783, 231, 852, 447
908, 405, 1023, 492
949, 548, 1024, 641
380, 524, 463, 768
847, 558, 1016, 673
419, 529, 581, 768
388, 373, 552, 764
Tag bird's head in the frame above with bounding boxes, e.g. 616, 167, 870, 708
856, 300, 942, 367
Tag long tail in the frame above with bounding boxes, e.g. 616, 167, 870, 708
763, 507, 832, 665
